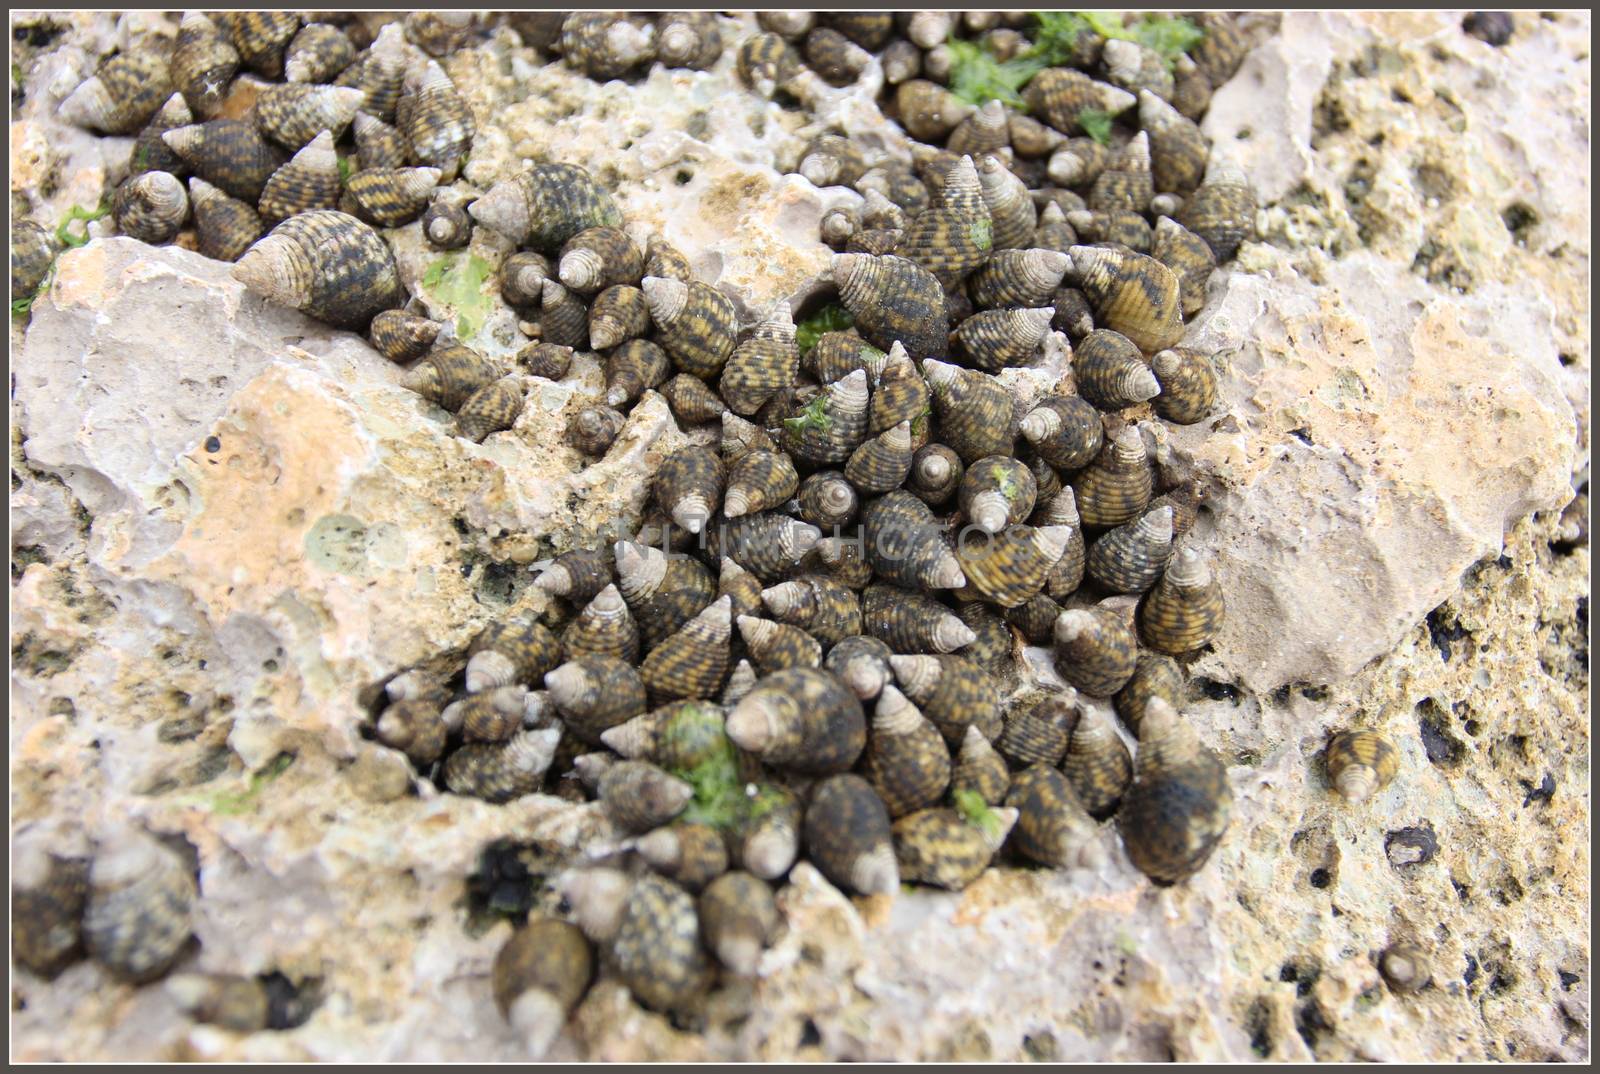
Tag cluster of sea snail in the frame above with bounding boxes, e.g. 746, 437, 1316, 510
12, 10, 1425, 1051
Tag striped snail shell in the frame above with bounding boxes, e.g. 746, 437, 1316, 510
587, 284, 649, 350
442, 728, 562, 802
907, 443, 964, 507
947, 99, 1011, 158
234, 210, 403, 330
352, 111, 409, 171
1104, 38, 1175, 103
720, 301, 799, 417
129, 93, 194, 178
718, 556, 765, 621
562, 584, 641, 664
1088, 130, 1156, 216
894, 79, 973, 142
737, 615, 823, 673
255, 82, 365, 150
639, 595, 734, 703
1060, 707, 1135, 818
862, 583, 976, 655
1137, 546, 1225, 655
892, 805, 1018, 891
1086, 506, 1175, 594
259, 130, 342, 224
635, 822, 729, 892
653, 445, 725, 535
1073, 330, 1162, 411
1151, 217, 1217, 318
1325, 730, 1400, 804
706, 511, 822, 584
604, 339, 670, 408
803, 774, 898, 895
863, 684, 952, 817
643, 275, 739, 380
1005, 764, 1105, 870
84, 827, 196, 982
1071, 427, 1154, 528
1139, 90, 1208, 195
1176, 156, 1257, 263
614, 539, 717, 648
165, 972, 271, 1032
569, 404, 625, 455
401, 343, 506, 412
598, 760, 695, 834
823, 634, 894, 700
1053, 605, 1140, 697
967, 248, 1072, 310
217, 12, 301, 79
164, 120, 286, 203
369, 310, 441, 364
833, 253, 949, 361
1117, 697, 1231, 883
113, 171, 189, 245
171, 12, 241, 120
1113, 651, 1185, 738
470, 163, 624, 253
736, 32, 802, 98
58, 50, 173, 135
957, 524, 1075, 608
375, 697, 447, 765
466, 618, 562, 692
544, 653, 647, 745
661, 373, 728, 426
889, 653, 1002, 745
1150, 347, 1219, 425
724, 449, 799, 520
921, 360, 1015, 463
11, 832, 89, 979
950, 725, 1010, 805
861, 489, 966, 591
726, 666, 866, 775
559, 12, 657, 80
533, 547, 615, 605
396, 59, 476, 181
975, 154, 1038, 251
1022, 67, 1136, 138
284, 22, 358, 85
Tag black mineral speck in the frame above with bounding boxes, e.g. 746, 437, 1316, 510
1385, 825, 1439, 868
1463, 12, 1515, 46
799, 1018, 823, 1048
263, 972, 322, 1030
1193, 677, 1241, 703
1309, 868, 1331, 890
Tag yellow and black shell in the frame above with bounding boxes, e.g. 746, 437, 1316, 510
255, 82, 365, 151
706, 511, 821, 584
954, 307, 1055, 372
559, 12, 657, 80
643, 276, 739, 380
806, 330, 885, 385
1065, 209, 1153, 253
1060, 708, 1134, 818
946, 99, 1011, 159
284, 22, 357, 84
57, 50, 174, 135
1176, 159, 1257, 263
342, 166, 441, 228
1189, 12, 1251, 89
803, 773, 899, 894
659, 375, 723, 426
737, 615, 823, 673
959, 455, 1037, 534
448, 685, 529, 744
654, 446, 725, 536
1019, 393, 1104, 472
470, 162, 624, 253
112, 170, 190, 245
568, 404, 625, 455
11, 841, 89, 979
1171, 54, 1214, 123
1007, 112, 1066, 159
1117, 698, 1231, 883
491, 916, 594, 1057
609, 873, 714, 1013
1053, 606, 1140, 697
129, 93, 194, 178
975, 154, 1038, 252
804, 25, 873, 86
657, 11, 724, 70
217, 11, 301, 79
234, 209, 403, 330
401, 342, 505, 412
395, 60, 475, 178
967, 248, 1073, 310
862, 490, 966, 592
782, 369, 871, 466
538, 280, 590, 350
863, 684, 953, 817
868, 343, 931, 444
734, 782, 804, 880
1085, 506, 1174, 594
1070, 246, 1184, 355
736, 31, 802, 96
1325, 730, 1400, 804
1139, 90, 1208, 195
636, 822, 730, 892
559, 226, 643, 294
257, 131, 342, 224
598, 759, 695, 834
856, 160, 931, 216
724, 450, 799, 520
833, 253, 949, 361
898, 156, 994, 292
957, 593, 1019, 674
519, 341, 573, 381
369, 309, 441, 364
1033, 202, 1081, 256
375, 697, 448, 765
639, 596, 733, 703
333, 27, 410, 125
1087, 131, 1155, 215
443, 728, 562, 802
995, 695, 1076, 768
1113, 651, 1184, 738
893, 806, 1017, 891
950, 725, 1010, 805
1022, 67, 1136, 138
1073, 329, 1161, 411
1005, 764, 1104, 870
823, 633, 894, 700
83, 829, 196, 982
500, 250, 552, 309
1050, 284, 1096, 340
604, 339, 671, 408
12, 219, 58, 300
958, 524, 1075, 608
921, 360, 1015, 463
171, 12, 241, 120
352, 111, 409, 172
534, 547, 615, 605
1033, 488, 1087, 600
164, 119, 287, 203
466, 618, 563, 692
1104, 38, 1175, 105
1070, 427, 1154, 528
725, 666, 867, 775
544, 653, 648, 745
1151, 217, 1217, 318
760, 575, 862, 646
562, 584, 641, 664
862, 583, 974, 655
1004, 592, 1064, 644
698, 871, 780, 977
1151, 347, 1218, 425
894, 79, 973, 142
845, 421, 915, 494
615, 540, 718, 649
889, 653, 1002, 746
797, 132, 871, 189
720, 302, 799, 417
907, 443, 964, 507
1138, 547, 1225, 655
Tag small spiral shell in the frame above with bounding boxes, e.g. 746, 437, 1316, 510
538, 280, 589, 349
907, 443, 964, 507
217, 12, 301, 79
1005, 764, 1104, 870
736, 32, 802, 97
822, 634, 894, 700
723, 450, 799, 520
376, 697, 447, 765
603, 338, 670, 408
698, 872, 780, 977
559, 12, 657, 80
258, 130, 342, 224
807, 331, 885, 385
863, 684, 953, 818
235, 209, 403, 330
1032, 202, 1081, 257
898, 156, 994, 291
1378, 940, 1432, 995
893, 806, 1017, 891
1065, 209, 1153, 253
1008, 112, 1066, 158
401, 343, 505, 411
255, 83, 364, 152
1071, 427, 1153, 528
1171, 54, 1214, 123
533, 547, 614, 605
726, 666, 866, 775
1189, 12, 1251, 89
658, 374, 724, 426
996, 695, 1076, 768
706, 511, 822, 584
368, 309, 440, 364
396, 60, 476, 180
737, 614, 822, 673
922, 360, 1015, 463
172, 12, 241, 120
129, 93, 194, 178
444, 728, 562, 801
1019, 393, 1103, 472
284, 23, 357, 84
1104, 38, 1175, 104
862, 583, 975, 655
470, 162, 624, 253
782, 368, 871, 466
466, 618, 563, 693
1150, 347, 1219, 426
643, 275, 739, 380
1050, 284, 1096, 341
635, 822, 729, 893
598, 760, 695, 834
569, 404, 626, 455
1023, 67, 1135, 138
654, 446, 725, 536
1326, 730, 1400, 804
974, 154, 1037, 252
894, 79, 973, 142
1060, 707, 1134, 818
833, 253, 949, 360
84, 828, 196, 982
1117, 698, 1231, 883
1138, 546, 1225, 655
615, 540, 717, 648
1151, 217, 1217, 318
607, 872, 714, 1013
958, 525, 1075, 609
1176, 157, 1257, 263
890, 653, 1002, 745
953, 599, 1010, 675
1053, 606, 1140, 697
1069, 246, 1184, 354
165, 120, 287, 203
491, 917, 594, 1057
760, 575, 862, 646
113, 170, 189, 245
947, 99, 1011, 159
352, 111, 409, 172
639, 595, 733, 703
545, 653, 647, 744
950, 725, 1010, 805
58, 50, 173, 135
11, 836, 89, 979
1113, 651, 1185, 738
967, 248, 1072, 310
861, 489, 964, 591
720, 302, 799, 416
446, 685, 530, 744
959, 456, 1037, 535
334, 25, 410, 125
1086, 506, 1174, 594
803, 773, 898, 895
803, 26, 873, 86
560, 584, 640, 663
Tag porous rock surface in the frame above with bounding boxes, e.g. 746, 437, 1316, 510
9, 10, 1589, 1062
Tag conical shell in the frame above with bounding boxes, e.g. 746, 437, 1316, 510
1139, 90, 1207, 194
217, 12, 301, 78
334, 25, 410, 125
706, 512, 821, 584
863, 685, 952, 817
539, 280, 589, 349
1066, 208, 1153, 252
893, 806, 1017, 890
58, 51, 172, 135
1069, 246, 1184, 354
1053, 606, 1140, 697
654, 446, 725, 536
165, 972, 271, 1032
804, 26, 872, 86
822, 634, 893, 700
907, 443, 964, 506
1023, 67, 1136, 137
519, 341, 573, 381
369, 309, 441, 364
895, 79, 972, 141
1326, 730, 1400, 804
130, 94, 194, 178
636, 823, 729, 892
499, 250, 552, 309
604, 339, 670, 407
491, 917, 594, 1057
1070, 427, 1153, 528
1137, 547, 1225, 654
803, 774, 898, 894
807, 331, 885, 385
84, 828, 196, 982
996, 695, 1075, 768
720, 302, 799, 416
443, 728, 562, 801
898, 156, 994, 291
599, 760, 695, 834
958, 524, 1074, 608
959, 455, 1038, 534
950, 726, 1010, 805
880, 38, 922, 85
862, 584, 975, 655
1006, 592, 1064, 644
467, 618, 563, 691
583, 284, 648, 351
1008, 112, 1066, 158
615, 540, 717, 648
658, 374, 724, 426
402, 343, 505, 411
1061, 707, 1133, 818
1087, 130, 1155, 215
954, 599, 1013, 675
639, 596, 733, 702
954, 307, 1054, 372
559, 226, 642, 294
285, 22, 357, 84
855, 161, 930, 215
720, 556, 770, 623
967, 249, 1072, 310
834, 253, 949, 360
1151, 217, 1216, 317
112, 171, 189, 245
975, 154, 1037, 251
352, 111, 409, 171
868, 342, 930, 445
258, 130, 341, 223
922, 360, 1015, 463
172, 12, 241, 120
396, 60, 475, 179
736, 32, 801, 97
470, 162, 624, 253
255, 83, 364, 150
813, 533, 876, 590
1032, 201, 1081, 256
1104, 37, 1174, 104
643, 276, 738, 379
1073, 329, 1161, 410
1150, 347, 1218, 425
534, 547, 614, 605
657, 10, 724, 70
726, 666, 866, 774
559, 12, 658, 80
782, 369, 871, 466
1171, 53, 1214, 122
724, 450, 799, 519
947, 99, 1011, 158
738, 615, 822, 673
1117, 698, 1231, 883
890, 654, 1001, 745
1086, 506, 1174, 593
1050, 284, 1096, 340
569, 404, 625, 455
343, 166, 441, 228
447, 685, 530, 744
1005, 764, 1103, 870
798, 133, 870, 189
376, 697, 447, 764
1189, 12, 1251, 91
562, 584, 641, 663
844, 421, 914, 494
698, 872, 780, 977
861, 490, 965, 591
1113, 651, 1184, 738
165, 120, 286, 202
1020, 393, 1103, 472
1036, 488, 1087, 599
1176, 158, 1257, 263
545, 654, 647, 744
234, 209, 403, 329
760, 575, 862, 646
608, 873, 713, 1013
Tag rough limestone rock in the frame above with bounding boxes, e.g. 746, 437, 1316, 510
9, 10, 1589, 1064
